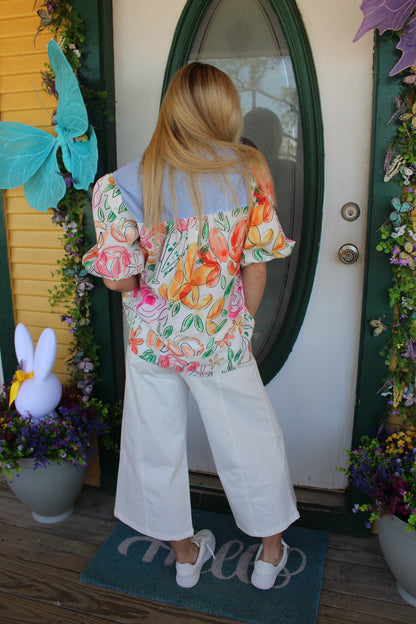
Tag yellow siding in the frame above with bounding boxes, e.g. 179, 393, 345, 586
0, 0, 70, 383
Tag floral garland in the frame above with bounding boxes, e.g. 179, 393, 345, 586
34, 1, 100, 402
354, 2, 416, 428
372, 68, 416, 426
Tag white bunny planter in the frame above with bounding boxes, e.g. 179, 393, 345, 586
13, 323, 62, 421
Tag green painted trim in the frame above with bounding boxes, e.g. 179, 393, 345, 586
162, 0, 324, 384
0, 192, 15, 384
73, 0, 124, 408
352, 34, 403, 446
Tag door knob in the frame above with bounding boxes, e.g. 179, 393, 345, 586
338, 244, 359, 264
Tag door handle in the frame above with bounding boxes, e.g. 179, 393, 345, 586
338, 244, 359, 264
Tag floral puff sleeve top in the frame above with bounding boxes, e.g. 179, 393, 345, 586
83, 160, 295, 376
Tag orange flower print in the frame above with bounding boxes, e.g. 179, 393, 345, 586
209, 228, 229, 263
208, 354, 224, 369
128, 328, 144, 355
231, 315, 244, 335
206, 297, 226, 335
147, 329, 165, 351
215, 332, 235, 348
167, 336, 204, 358
244, 198, 275, 250
110, 217, 139, 245
160, 243, 215, 310
229, 219, 247, 263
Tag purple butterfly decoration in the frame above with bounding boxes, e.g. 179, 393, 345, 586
392, 12, 416, 75
354, 0, 416, 75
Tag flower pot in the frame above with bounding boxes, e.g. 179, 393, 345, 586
8, 458, 88, 524
377, 514, 416, 607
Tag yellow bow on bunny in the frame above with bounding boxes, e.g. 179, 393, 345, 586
9, 369, 34, 407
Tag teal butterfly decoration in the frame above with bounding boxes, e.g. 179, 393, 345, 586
0, 40, 97, 212
389, 197, 414, 228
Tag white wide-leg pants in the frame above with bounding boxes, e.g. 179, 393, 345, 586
114, 349, 299, 541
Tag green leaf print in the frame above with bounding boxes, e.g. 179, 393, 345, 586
234, 349, 242, 362
118, 203, 127, 214
171, 302, 181, 317
253, 249, 264, 262
214, 319, 227, 334
202, 347, 217, 359
194, 315, 204, 332
107, 211, 116, 223
215, 213, 230, 232
140, 350, 156, 363
223, 277, 235, 298
163, 326, 173, 338
181, 314, 194, 332
221, 275, 226, 290
97, 206, 105, 222
202, 220, 209, 241
206, 337, 215, 350
228, 348, 234, 361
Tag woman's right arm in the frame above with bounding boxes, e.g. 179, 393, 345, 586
103, 275, 140, 292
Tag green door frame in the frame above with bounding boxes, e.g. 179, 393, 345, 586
353, 34, 403, 446
0, 191, 15, 384
73, 0, 124, 406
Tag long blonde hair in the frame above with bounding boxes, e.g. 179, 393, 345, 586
140, 62, 272, 230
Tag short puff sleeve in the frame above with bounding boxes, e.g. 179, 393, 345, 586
82, 174, 144, 280
241, 173, 295, 266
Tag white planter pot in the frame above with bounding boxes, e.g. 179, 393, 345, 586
377, 514, 416, 607
8, 458, 88, 524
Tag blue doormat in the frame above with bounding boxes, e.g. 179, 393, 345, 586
81, 508, 327, 624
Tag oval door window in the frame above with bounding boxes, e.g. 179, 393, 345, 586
163, 0, 323, 383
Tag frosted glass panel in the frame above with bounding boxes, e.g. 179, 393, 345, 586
190, 0, 303, 366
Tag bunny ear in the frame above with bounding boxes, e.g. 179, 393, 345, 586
14, 323, 35, 373
34, 328, 57, 381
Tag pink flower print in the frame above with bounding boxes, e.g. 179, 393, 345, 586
159, 353, 188, 372
229, 273, 245, 319
177, 217, 196, 232
140, 227, 154, 250
140, 223, 166, 250
94, 246, 132, 278
184, 361, 201, 373
136, 283, 169, 323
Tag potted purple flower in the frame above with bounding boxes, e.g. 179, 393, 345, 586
343, 427, 416, 606
0, 383, 108, 524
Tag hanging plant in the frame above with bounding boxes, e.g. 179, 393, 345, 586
34, 1, 102, 402
355, 1, 416, 427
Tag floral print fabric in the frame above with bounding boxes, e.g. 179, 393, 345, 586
83, 168, 294, 376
